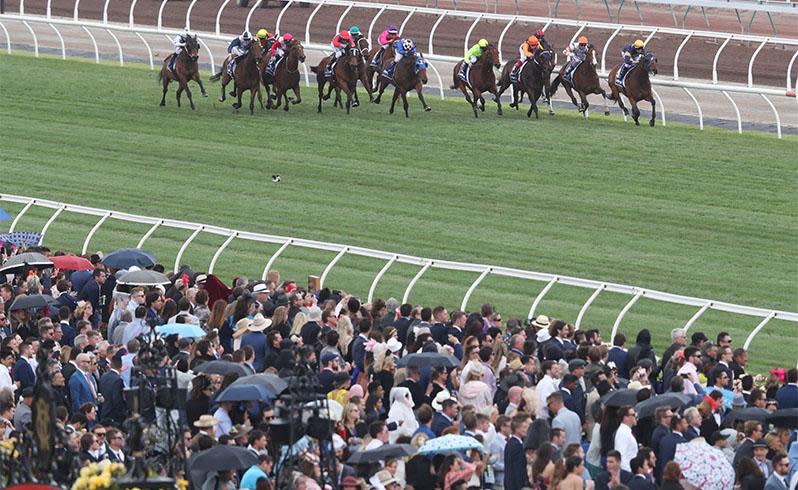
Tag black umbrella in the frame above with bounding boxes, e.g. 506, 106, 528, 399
102, 248, 156, 269
188, 445, 258, 489
0, 252, 53, 273
347, 444, 415, 464
635, 393, 693, 419
601, 389, 640, 408
116, 269, 170, 286
767, 408, 798, 429
194, 360, 248, 377
232, 373, 288, 394
723, 407, 770, 427
7, 294, 58, 311
396, 352, 459, 368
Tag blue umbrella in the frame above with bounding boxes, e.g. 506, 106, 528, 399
231, 373, 288, 394
101, 248, 156, 269
0, 232, 42, 247
216, 383, 276, 402
416, 434, 484, 455
397, 352, 459, 368
0, 208, 12, 222
156, 323, 206, 338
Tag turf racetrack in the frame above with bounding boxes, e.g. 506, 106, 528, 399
1, 53, 796, 374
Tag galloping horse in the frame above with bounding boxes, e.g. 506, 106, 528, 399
210, 42, 265, 115
311, 47, 360, 114
550, 44, 610, 118
607, 52, 658, 126
451, 43, 503, 118
497, 49, 554, 119
352, 36, 375, 106
261, 39, 306, 112
374, 54, 431, 117
159, 34, 207, 110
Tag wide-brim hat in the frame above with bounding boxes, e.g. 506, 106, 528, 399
252, 283, 269, 294
375, 470, 400, 487
431, 389, 456, 411
232, 317, 253, 338
536, 329, 551, 343
386, 337, 402, 353
193, 414, 218, 428
248, 313, 271, 332
531, 314, 551, 330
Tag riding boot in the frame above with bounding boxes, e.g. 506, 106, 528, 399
382, 62, 396, 80
510, 60, 522, 83
371, 48, 383, 68
615, 64, 629, 87
325, 58, 336, 78
459, 63, 469, 82
168, 53, 177, 72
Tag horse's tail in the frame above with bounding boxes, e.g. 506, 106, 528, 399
310, 65, 320, 74
209, 71, 223, 82
158, 70, 163, 84
549, 73, 561, 97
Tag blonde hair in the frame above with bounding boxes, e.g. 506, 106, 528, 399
26, 275, 42, 294
74, 301, 92, 319
290, 312, 307, 336
337, 315, 354, 356
342, 402, 359, 424
272, 306, 288, 327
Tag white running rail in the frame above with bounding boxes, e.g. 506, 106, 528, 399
1, 194, 796, 368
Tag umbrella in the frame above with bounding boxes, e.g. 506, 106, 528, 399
49, 255, 94, 271
102, 248, 156, 269
396, 352, 460, 368
116, 269, 170, 286
634, 393, 693, 419
7, 294, 58, 311
303, 399, 343, 421
188, 445, 257, 489
723, 407, 770, 428
767, 408, 798, 429
0, 208, 11, 222
216, 383, 276, 402
231, 373, 288, 395
674, 440, 734, 490
194, 360, 248, 377
347, 444, 416, 464
601, 389, 640, 408
0, 232, 42, 247
416, 434, 484, 455
0, 252, 53, 273
155, 323, 206, 338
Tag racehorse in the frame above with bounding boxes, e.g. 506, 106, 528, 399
451, 43, 503, 118
352, 36, 375, 106
497, 48, 554, 119
550, 44, 610, 118
373, 54, 431, 117
210, 42, 265, 115
607, 52, 658, 126
261, 39, 306, 112
311, 47, 360, 114
159, 34, 207, 110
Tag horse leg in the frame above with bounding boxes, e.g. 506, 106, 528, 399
526, 88, 539, 119
563, 84, 579, 109
283, 90, 290, 112
415, 82, 431, 112
323, 81, 334, 101
256, 87, 265, 111
250, 88, 256, 115
345, 87, 353, 115
389, 87, 400, 115
184, 83, 195, 111
601, 89, 611, 116
317, 79, 325, 113
233, 86, 243, 111
193, 73, 208, 97
291, 85, 302, 105
374, 78, 387, 104
219, 74, 229, 102
463, 87, 479, 118
176, 85, 183, 108
578, 91, 589, 119
647, 96, 656, 126
272, 88, 283, 110
160, 75, 169, 106
400, 89, 410, 118
491, 87, 502, 116
630, 99, 641, 126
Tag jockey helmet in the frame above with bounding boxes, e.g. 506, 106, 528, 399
402, 39, 414, 51
478, 38, 489, 48
340, 30, 352, 40
282, 33, 294, 43
257, 29, 269, 39
349, 26, 361, 35
387, 25, 399, 34
577, 36, 588, 44
535, 29, 545, 37
527, 36, 539, 46
242, 31, 252, 41
633, 39, 644, 49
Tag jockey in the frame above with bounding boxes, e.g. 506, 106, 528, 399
257, 28, 275, 51
228, 30, 253, 58
381, 38, 417, 80
459, 38, 490, 82
349, 26, 364, 46
616, 39, 645, 87
510, 35, 540, 82
372, 25, 400, 67
534, 28, 549, 49
265, 32, 294, 76
562, 36, 589, 82
325, 30, 355, 77
169, 27, 192, 71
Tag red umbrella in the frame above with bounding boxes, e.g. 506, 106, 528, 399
50, 255, 94, 271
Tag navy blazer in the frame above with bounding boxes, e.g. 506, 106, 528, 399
394, 317, 413, 344
608, 347, 630, 379
657, 432, 686, 483
99, 370, 126, 426
775, 384, 798, 409
595, 469, 633, 490
431, 411, 454, 436
628, 475, 657, 490
240, 331, 268, 372
503, 436, 528, 490
69, 370, 97, 413
351, 335, 367, 372
13, 358, 36, 391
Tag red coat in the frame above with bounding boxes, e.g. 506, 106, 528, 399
332, 34, 354, 48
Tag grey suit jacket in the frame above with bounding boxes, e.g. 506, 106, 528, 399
765, 473, 788, 490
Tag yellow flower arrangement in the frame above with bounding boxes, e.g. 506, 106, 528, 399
71, 459, 129, 490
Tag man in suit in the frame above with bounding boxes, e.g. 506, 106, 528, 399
628, 455, 656, 490
683, 406, 702, 441
560, 372, 584, 423
78, 268, 107, 328
398, 366, 428, 409
69, 353, 98, 414
753, 439, 774, 479
12, 342, 36, 392
445, 310, 464, 344
607, 333, 629, 379
351, 321, 370, 373
99, 355, 126, 427
657, 413, 688, 484
393, 303, 414, 343
775, 368, 798, 409
650, 406, 674, 458
734, 420, 765, 467
595, 450, 633, 490
105, 427, 128, 467
504, 413, 530, 490
431, 397, 458, 436
764, 453, 790, 490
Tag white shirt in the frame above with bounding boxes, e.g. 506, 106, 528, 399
536, 374, 558, 418
0, 364, 14, 394
614, 423, 638, 472
214, 407, 233, 438
364, 438, 384, 451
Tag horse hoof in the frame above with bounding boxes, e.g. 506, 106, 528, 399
497, 110, 503, 116
233, 103, 241, 109
159, 101, 165, 107
229, 91, 236, 97
509, 102, 517, 108
202, 92, 208, 97
634, 121, 641, 126
604, 111, 610, 116
649, 120, 655, 127
424, 106, 431, 112
352, 101, 359, 108
218, 97, 225, 103
323, 95, 330, 101
549, 111, 555, 116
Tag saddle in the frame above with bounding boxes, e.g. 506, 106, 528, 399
510, 59, 529, 83
266, 55, 284, 76
168, 54, 178, 73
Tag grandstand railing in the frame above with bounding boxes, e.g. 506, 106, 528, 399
1, 194, 796, 367
0, 13, 796, 138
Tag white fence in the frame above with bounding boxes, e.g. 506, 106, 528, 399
1, 193, 797, 367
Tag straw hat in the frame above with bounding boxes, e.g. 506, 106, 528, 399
193, 414, 218, 429
232, 317, 253, 339
248, 313, 272, 332
531, 315, 551, 330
